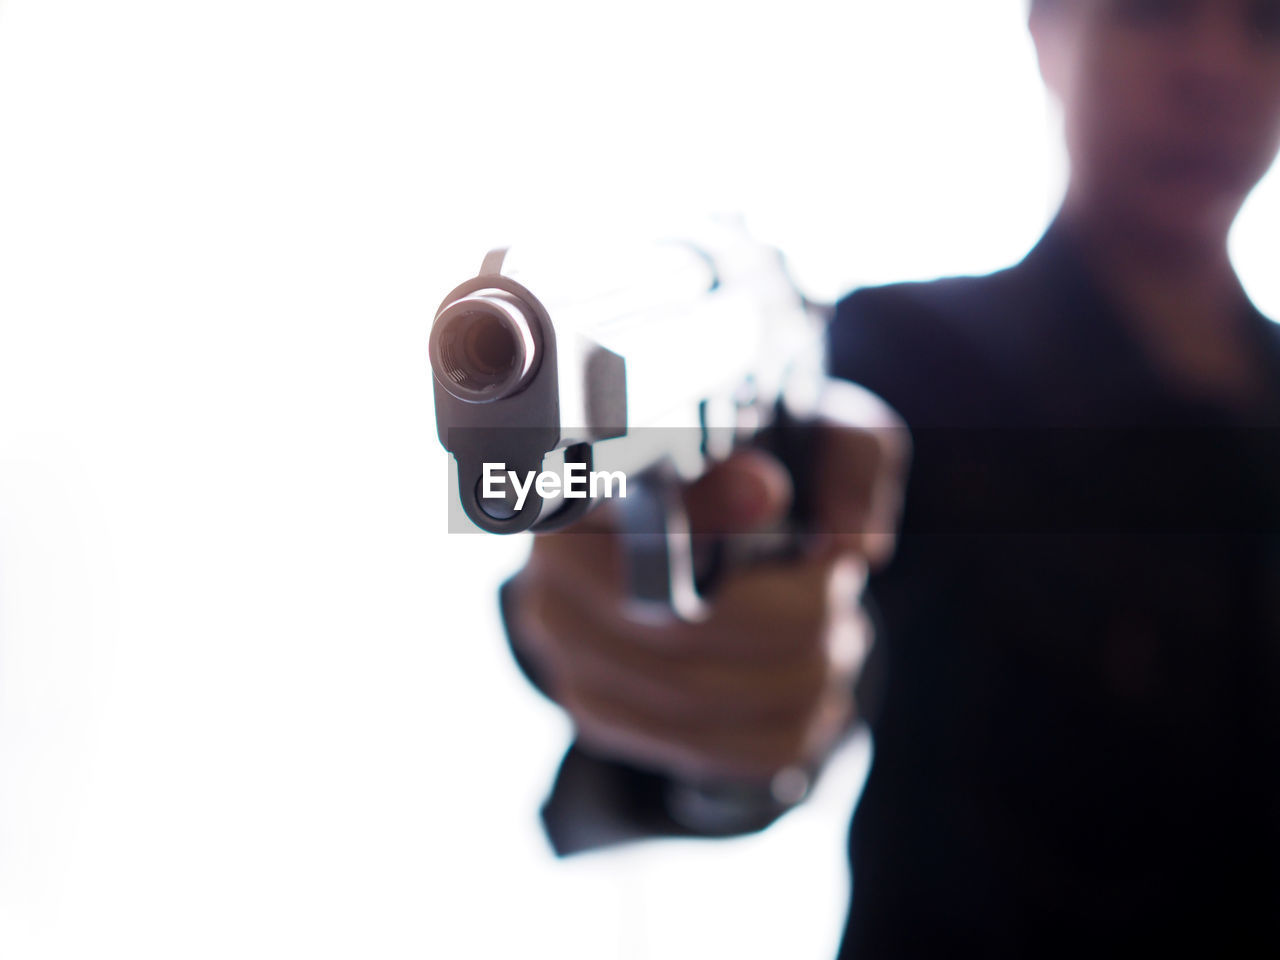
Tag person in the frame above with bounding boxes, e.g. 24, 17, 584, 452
502, 0, 1280, 954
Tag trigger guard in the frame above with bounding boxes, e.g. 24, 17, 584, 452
529, 443, 596, 532
616, 461, 708, 622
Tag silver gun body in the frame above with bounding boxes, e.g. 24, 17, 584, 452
430, 221, 822, 540
429, 221, 830, 834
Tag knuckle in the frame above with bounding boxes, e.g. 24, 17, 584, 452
514, 579, 566, 651
560, 689, 606, 730
700, 722, 815, 782
769, 721, 817, 769
509, 578, 600, 685
575, 712, 708, 780
709, 578, 828, 659
527, 528, 624, 595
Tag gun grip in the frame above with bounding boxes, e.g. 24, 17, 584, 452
614, 427, 818, 834
614, 461, 707, 622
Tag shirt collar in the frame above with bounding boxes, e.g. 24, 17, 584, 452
1018, 213, 1280, 425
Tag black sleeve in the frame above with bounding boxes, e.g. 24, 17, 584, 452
824, 284, 950, 729
826, 285, 942, 428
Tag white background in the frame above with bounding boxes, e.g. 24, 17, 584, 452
1, 1, 1277, 958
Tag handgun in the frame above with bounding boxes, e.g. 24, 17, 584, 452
429, 219, 831, 834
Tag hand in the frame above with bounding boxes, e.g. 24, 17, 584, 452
506, 382, 909, 785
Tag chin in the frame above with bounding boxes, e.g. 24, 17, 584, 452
1125, 183, 1243, 253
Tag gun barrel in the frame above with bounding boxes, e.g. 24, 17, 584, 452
429, 290, 542, 403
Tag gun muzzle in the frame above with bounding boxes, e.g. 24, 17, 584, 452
429, 290, 542, 403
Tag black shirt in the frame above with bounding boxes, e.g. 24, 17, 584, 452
828, 216, 1280, 955
510, 217, 1280, 956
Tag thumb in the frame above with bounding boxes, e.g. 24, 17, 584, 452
682, 448, 794, 537
811, 381, 911, 567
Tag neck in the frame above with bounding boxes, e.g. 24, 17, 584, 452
1058, 188, 1244, 331
1057, 188, 1267, 410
